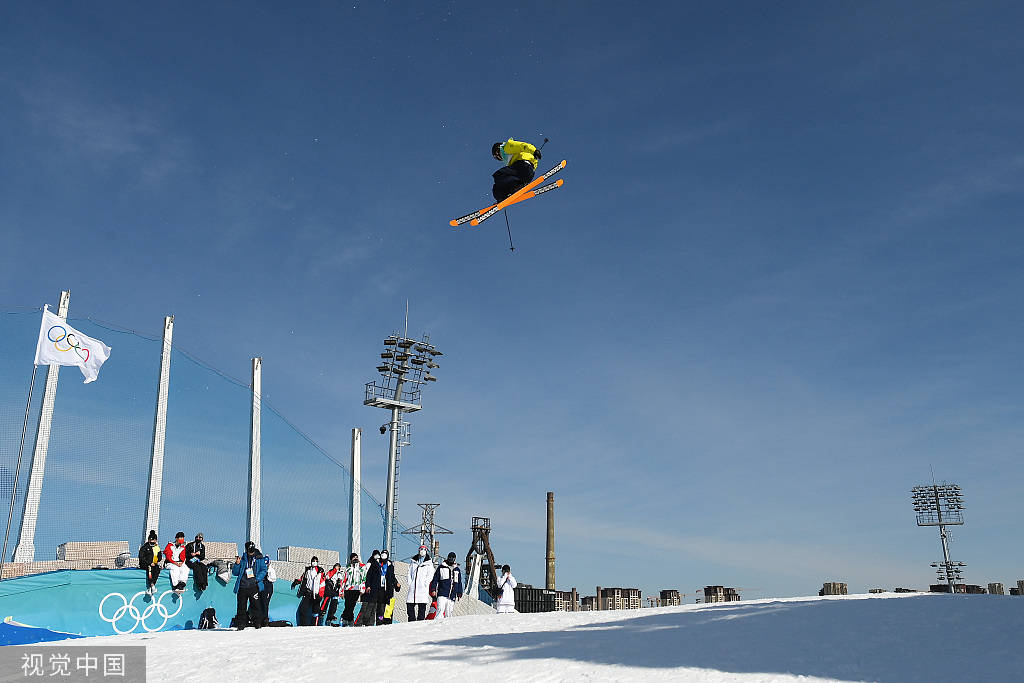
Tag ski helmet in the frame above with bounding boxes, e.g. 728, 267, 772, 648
491, 142, 503, 161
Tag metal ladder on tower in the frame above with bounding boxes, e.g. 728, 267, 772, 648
390, 420, 411, 553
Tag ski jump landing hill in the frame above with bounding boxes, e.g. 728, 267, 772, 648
0, 560, 493, 644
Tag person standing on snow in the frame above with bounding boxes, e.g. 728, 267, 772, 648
364, 549, 400, 625
164, 532, 190, 592
186, 533, 207, 591
291, 556, 327, 626
490, 138, 542, 202
138, 530, 163, 595
260, 558, 277, 626
341, 552, 367, 627
231, 541, 268, 629
406, 545, 434, 621
356, 550, 382, 626
496, 564, 517, 614
322, 562, 343, 625
429, 552, 464, 621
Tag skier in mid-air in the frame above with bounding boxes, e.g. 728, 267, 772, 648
449, 138, 566, 232
490, 138, 542, 201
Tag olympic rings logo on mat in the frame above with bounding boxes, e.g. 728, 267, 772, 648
47, 325, 90, 363
98, 590, 183, 634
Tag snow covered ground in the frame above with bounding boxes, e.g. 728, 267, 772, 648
44, 593, 1024, 682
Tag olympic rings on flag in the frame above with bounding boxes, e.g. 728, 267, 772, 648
46, 325, 90, 363
98, 589, 183, 634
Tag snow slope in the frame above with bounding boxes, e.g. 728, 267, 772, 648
43, 593, 1024, 682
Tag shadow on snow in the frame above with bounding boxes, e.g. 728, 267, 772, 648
421, 596, 1024, 682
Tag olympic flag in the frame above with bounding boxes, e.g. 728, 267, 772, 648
33, 306, 112, 383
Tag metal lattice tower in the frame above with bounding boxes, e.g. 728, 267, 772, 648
401, 503, 453, 559
364, 328, 441, 555
466, 517, 500, 599
911, 481, 966, 592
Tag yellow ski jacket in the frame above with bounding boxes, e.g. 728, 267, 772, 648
499, 139, 540, 169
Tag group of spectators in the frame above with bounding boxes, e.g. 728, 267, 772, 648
137, 529, 210, 596
288, 544, 466, 628
139, 531, 510, 628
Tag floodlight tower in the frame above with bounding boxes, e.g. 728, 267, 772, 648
911, 482, 966, 593
364, 332, 441, 554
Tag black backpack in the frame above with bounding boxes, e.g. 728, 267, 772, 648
198, 607, 218, 630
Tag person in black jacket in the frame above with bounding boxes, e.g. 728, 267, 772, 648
186, 533, 208, 591
138, 530, 162, 595
356, 550, 381, 626
321, 563, 343, 626
363, 550, 401, 626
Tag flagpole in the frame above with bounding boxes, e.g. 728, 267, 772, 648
0, 364, 39, 583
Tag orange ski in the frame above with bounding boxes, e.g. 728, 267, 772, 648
470, 159, 566, 226
449, 160, 567, 227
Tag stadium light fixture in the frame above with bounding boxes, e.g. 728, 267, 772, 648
364, 329, 442, 554
911, 481, 966, 593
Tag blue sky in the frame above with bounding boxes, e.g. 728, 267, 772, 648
2, 1, 1023, 599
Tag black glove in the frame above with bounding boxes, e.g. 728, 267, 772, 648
534, 149, 542, 160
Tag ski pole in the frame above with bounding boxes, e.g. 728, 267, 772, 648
537, 137, 549, 152
505, 209, 515, 252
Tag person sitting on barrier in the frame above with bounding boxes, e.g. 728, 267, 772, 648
291, 556, 327, 626
164, 532, 190, 592
232, 541, 268, 630
186, 533, 207, 591
138, 530, 163, 596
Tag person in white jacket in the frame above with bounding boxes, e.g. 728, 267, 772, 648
496, 564, 516, 614
406, 545, 434, 621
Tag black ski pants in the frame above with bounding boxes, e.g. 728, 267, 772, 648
145, 565, 161, 589
236, 585, 261, 628
323, 596, 339, 623
342, 590, 361, 623
407, 603, 427, 621
188, 561, 208, 590
358, 600, 380, 626
297, 595, 323, 626
492, 160, 536, 201
259, 581, 274, 626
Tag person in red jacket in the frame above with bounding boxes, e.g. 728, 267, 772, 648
164, 532, 190, 592
321, 562, 343, 626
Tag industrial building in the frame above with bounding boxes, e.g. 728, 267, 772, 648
594, 586, 642, 610
819, 582, 848, 596
659, 589, 682, 606
988, 582, 1005, 595
554, 588, 579, 611
513, 584, 555, 613
703, 586, 741, 603
929, 583, 988, 594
